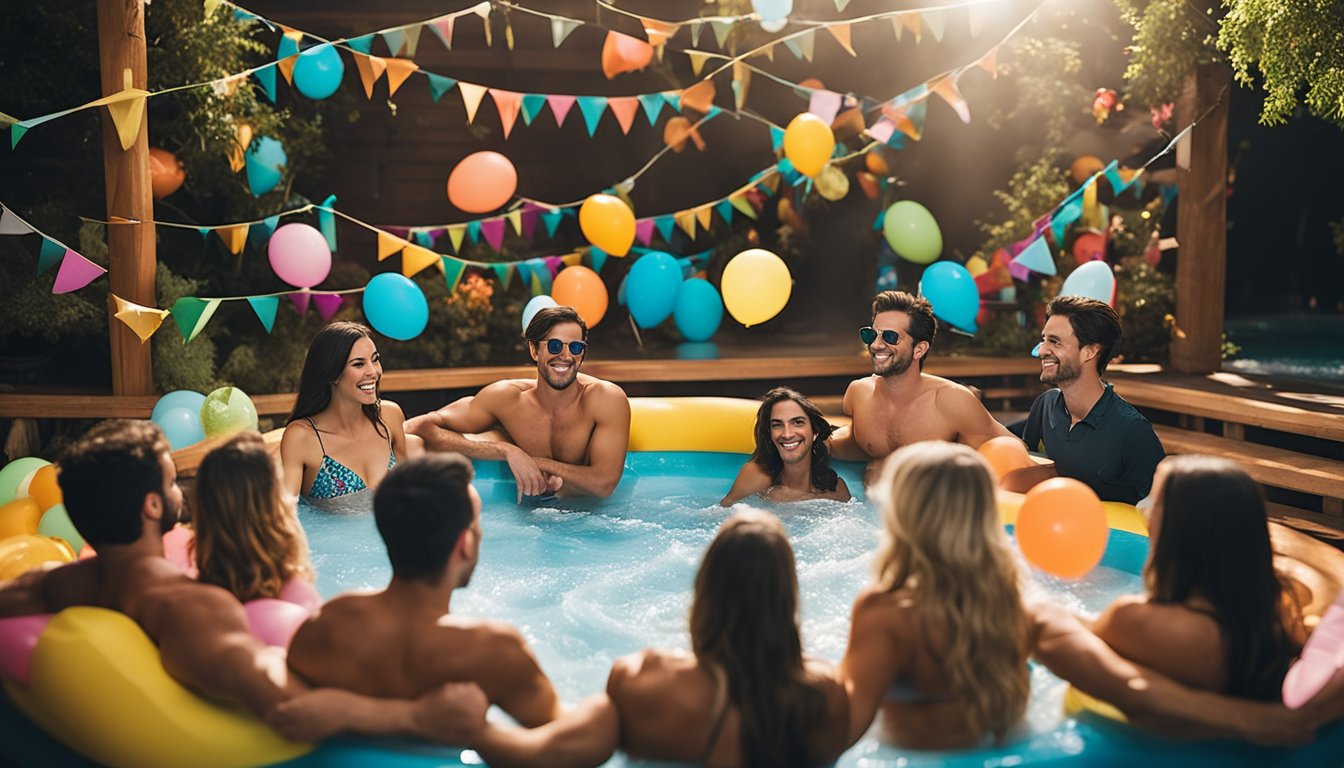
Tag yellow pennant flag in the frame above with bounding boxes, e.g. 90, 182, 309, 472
111, 294, 170, 343
729, 193, 757, 220
217, 224, 248, 255
686, 51, 712, 77
104, 87, 149, 151
827, 24, 857, 57
1083, 182, 1101, 229
732, 62, 751, 110
675, 210, 697, 239
386, 59, 420, 97
402, 244, 440, 277
447, 224, 467, 253
354, 54, 388, 99
902, 13, 922, 43
694, 206, 712, 231
458, 82, 488, 123
377, 231, 408, 261
506, 210, 523, 235
561, 252, 582, 268
229, 122, 253, 172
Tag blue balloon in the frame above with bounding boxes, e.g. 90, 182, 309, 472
521, 295, 558, 332
752, 0, 793, 21
676, 342, 720, 360
154, 406, 205, 451
151, 390, 206, 425
364, 273, 429, 341
293, 44, 345, 100
1059, 260, 1116, 305
626, 253, 682, 329
919, 261, 980, 333
245, 136, 287, 197
876, 264, 898, 293
673, 278, 724, 342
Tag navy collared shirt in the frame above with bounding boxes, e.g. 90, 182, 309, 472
1022, 384, 1165, 505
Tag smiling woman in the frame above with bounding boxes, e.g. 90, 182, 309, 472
720, 387, 850, 506
279, 322, 409, 515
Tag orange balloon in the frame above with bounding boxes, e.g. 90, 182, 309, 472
1069, 155, 1105, 184
1015, 478, 1108, 579
978, 437, 1033, 480
865, 151, 890, 176
552, 266, 609, 327
601, 31, 653, 79
782, 113, 835, 178
25, 465, 61, 511
0, 497, 42, 539
0, 534, 73, 581
857, 171, 880, 200
579, 194, 636, 256
447, 151, 517, 214
148, 147, 185, 199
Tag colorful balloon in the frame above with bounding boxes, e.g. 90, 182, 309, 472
579, 195, 636, 257
0, 534, 74, 581
1072, 231, 1107, 264
155, 407, 206, 451
1015, 477, 1108, 579
721, 248, 792, 327
782, 113, 834, 178
363, 272, 430, 340
883, 201, 943, 264
673, 278, 724, 342
244, 136, 287, 197
447, 152, 518, 214
919, 261, 979, 333
552, 266, 609, 328
977, 437, 1033, 481
22, 465, 61, 512
814, 164, 850, 201
151, 390, 206, 424
37, 503, 85, 554
268, 223, 332, 289
0, 497, 42, 540
200, 387, 259, 439
521, 295, 559, 332
1059, 260, 1116, 305
148, 148, 185, 199
0, 458, 49, 505
1070, 155, 1104, 184
626, 253, 682, 329
293, 44, 345, 100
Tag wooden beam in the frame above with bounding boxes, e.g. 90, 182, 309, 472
1170, 63, 1231, 374
97, 0, 155, 395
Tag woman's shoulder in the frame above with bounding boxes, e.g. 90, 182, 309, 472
281, 419, 319, 447
379, 399, 406, 420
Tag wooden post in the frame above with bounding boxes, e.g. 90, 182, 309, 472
1170, 64, 1231, 374
97, 0, 155, 395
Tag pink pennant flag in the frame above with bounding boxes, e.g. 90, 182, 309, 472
51, 249, 107, 294
428, 16, 454, 48
544, 256, 563, 276
289, 292, 312, 315
931, 76, 970, 124
313, 293, 344, 321
608, 97, 640, 134
521, 209, 539, 239
490, 89, 524, 139
634, 218, 655, 246
865, 118, 896, 144
547, 94, 576, 127
808, 90, 843, 125
1008, 260, 1031, 283
480, 218, 506, 250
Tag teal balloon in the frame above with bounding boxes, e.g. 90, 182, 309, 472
155, 406, 205, 451
883, 201, 943, 264
200, 387, 259, 438
294, 44, 345, 100
676, 342, 720, 360
0, 457, 49, 504
151, 390, 205, 425
1059, 260, 1116, 305
37, 504, 84, 553
521, 295, 558, 332
673, 278, 724, 342
363, 272, 429, 340
752, 0, 792, 20
245, 136, 287, 197
920, 261, 979, 333
627, 253, 682, 329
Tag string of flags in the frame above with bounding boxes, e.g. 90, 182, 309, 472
0, 204, 107, 294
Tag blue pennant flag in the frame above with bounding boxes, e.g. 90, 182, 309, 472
715, 199, 735, 224
466, 220, 482, 244
769, 126, 785, 152
347, 34, 375, 54
638, 93, 665, 124
520, 94, 547, 125
590, 248, 608, 274
576, 96, 608, 136
541, 209, 564, 237
654, 215, 676, 243
425, 73, 457, 102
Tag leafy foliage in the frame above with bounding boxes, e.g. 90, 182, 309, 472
1112, 0, 1218, 110
1218, 0, 1344, 128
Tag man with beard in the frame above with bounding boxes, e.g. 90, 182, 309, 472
407, 305, 630, 500
1014, 296, 1164, 504
831, 291, 1015, 480
285, 454, 562, 730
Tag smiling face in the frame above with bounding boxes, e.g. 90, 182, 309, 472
530, 321, 585, 391
769, 399, 815, 466
333, 335, 382, 405
1038, 315, 1087, 386
868, 310, 918, 377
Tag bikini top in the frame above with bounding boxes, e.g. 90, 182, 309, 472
304, 418, 395, 500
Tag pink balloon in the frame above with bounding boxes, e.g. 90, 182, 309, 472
161, 523, 197, 577
268, 223, 332, 288
244, 598, 311, 648
447, 152, 518, 214
0, 613, 52, 685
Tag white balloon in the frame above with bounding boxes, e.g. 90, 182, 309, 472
521, 295, 559, 332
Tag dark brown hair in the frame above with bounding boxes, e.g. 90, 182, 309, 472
58, 420, 169, 547
287, 321, 388, 439
374, 453, 476, 583
1045, 296, 1122, 375
749, 387, 839, 492
872, 291, 936, 369
524, 305, 588, 345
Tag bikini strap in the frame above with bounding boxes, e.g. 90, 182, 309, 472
701, 665, 731, 764
305, 418, 329, 457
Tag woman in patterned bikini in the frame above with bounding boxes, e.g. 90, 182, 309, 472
281, 322, 410, 515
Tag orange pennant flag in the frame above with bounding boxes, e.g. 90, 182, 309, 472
385, 58, 420, 97
353, 53, 388, 99
377, 231, 408, 261
490, 89, 523, 138
277, 54, 299, 85
675, 210, 697, 239
694, 206, 712, 231
641, 18, 678, 47
459, 82, 488, 123
901, 13, 922, 43
608, 97, 640, 134
402, 244, 440, 277
679, 81, 716, 114
827, 24, 857, 57
217, 225, 248, 255
978, 48, 999, 79
561, 252, 583, 268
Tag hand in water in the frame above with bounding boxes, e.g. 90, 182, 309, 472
504, 446, 563, 502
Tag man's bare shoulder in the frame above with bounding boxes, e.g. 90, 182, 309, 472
922, 374, 980, 402
846, 375, 878, 397
576, 375, 628, 401
479, 379, 535, 399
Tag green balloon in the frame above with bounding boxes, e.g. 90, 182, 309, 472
38, 503, 85, 554
200, 387, 259, 438
0, 457, 50, 505
882, 200, 943, 265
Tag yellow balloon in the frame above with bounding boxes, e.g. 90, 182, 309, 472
0, 533, 74, 581
579, 194, 636, 257
0, 497, 42, 539
782, 113, 834, 178
721, 248, 792, 327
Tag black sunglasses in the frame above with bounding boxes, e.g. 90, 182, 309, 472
859, 327, 900, 346
543, 339, 588, 356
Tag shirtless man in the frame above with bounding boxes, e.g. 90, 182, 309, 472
286, 453, 561, 729
831, 291, 1014, 477
0, 421, 482, 742
720, 387, 851, 506
407, 306, 630, 500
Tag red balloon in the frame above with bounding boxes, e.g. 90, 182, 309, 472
1072, 231, 1106, 265
447, 152, 517, 214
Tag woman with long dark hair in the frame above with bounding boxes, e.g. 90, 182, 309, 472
469, 510, 850, 767
1093, 455, 1305, 699
280, 321, 409, 514
720, 387, 850, 505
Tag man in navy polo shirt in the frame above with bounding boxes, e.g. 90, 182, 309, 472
1014, 296, 1165, 504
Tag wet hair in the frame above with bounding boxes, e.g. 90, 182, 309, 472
749, 387, 839, 493
690, 511, 827, 768
373, 453, 476, 583
287, 321, 387, 439
871, 291, 936, 369
524, 306, 588, 346
57, 420, 170, 548
1146, 455, 1302, 699
191, 432, 314, 602
872, 442, 1030, 741
1045, 296, 1122, 375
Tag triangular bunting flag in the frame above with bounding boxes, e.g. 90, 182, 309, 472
541, 209, 564, 237
901, 13, 922, 43
865, 118, 896, 145
413, 230, 434, 248
654, 215, 676, 242
428, 16, 455, 49
590, 248, 608, 274
0, 206, 34, 235
381, 28, 408, 57
687, 51, 712, 76
354, 53, 388, 99
318, 196, 337, 252
442, 258, 467, 292
694, 207, 712, 231
638, 93, 665, 124
490, 89, 523, 138
37, 239, 65, 274
385, 59, 420, 97
313, 293, 345, 321
289, 291, 311, 315
521, 93, 547, 125
378, 231, 408, 261
551, 18, 580, 47
547, 95, 576, 127
560, 253, 582, 268
521, 209, 539, 239
447, 224, 467, 253
608, 97, 640, 134
732, 62, 751, 110
10, 122, 31, 150
402, 244, 440, 277
576, 96, 608, 136
1082, 182, 1102, 229
716, 199, 735, 224
217, 224, 248, 254
254, 65, 277, 102
729, 193, 757, 219
111, 294, 170, 343
347, 34, 374, 54
808, 90, 843, 124
931, 76, 970, 123
170, 297, 220, 342
276, 53, 298, 86
459, 82, 488, 123
1011, 236, 1057, 276
401, 24, 425, 58
925, 11, 947, 41
514, 260, 532, 288
769, 126, 785, 152
533, 266, 552, 295
105, 88, 149, 150
968, 6, 985, 38
247, 296, 280, 332
710, 20, 733, 49
480, 219, 506, 250
675, 210, 697, 239
797, 30, 816, 61
426, 72, 457, 101
827, 24, 857, 57
679, 81, 716, 113
506, 210, 523, 235
834, 0, 852, 10
634, 218, 655, 246
1052, 199, 1083, 245
465, 220, 481, 244
783, 37, 805, 60
690, 20, 705, 47
490, 263, 513, 288
979, 48, 999, 78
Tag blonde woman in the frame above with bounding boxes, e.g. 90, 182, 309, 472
839, 441, 1030, 749
192, 431, 319, 612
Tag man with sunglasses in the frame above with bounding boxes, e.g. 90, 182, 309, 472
831, 291, 1016, 478
407, 306, 631, 501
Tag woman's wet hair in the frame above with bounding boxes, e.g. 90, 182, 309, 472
872, 441, 1030, 741
1146, 455, 1301, 699
288, 321, 387, 439
749, 387, 839, 492
690, 511, 827, 767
